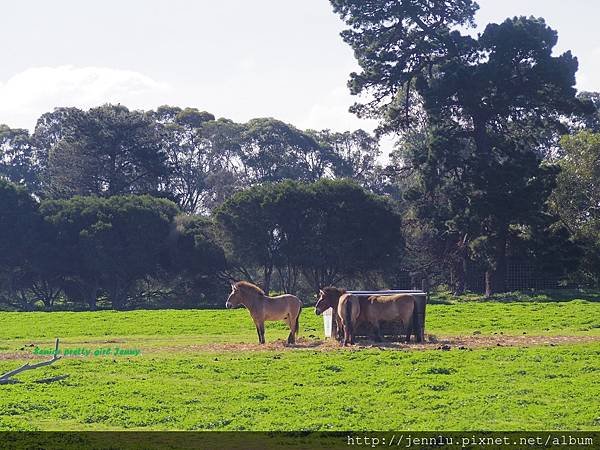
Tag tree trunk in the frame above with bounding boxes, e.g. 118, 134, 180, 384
87, 282, 98, 311
485, 227, 508, 297
452, 258, 466, 296
453, 236, 469, 296
484, 270, 493, 298
421, 276, 430, 295
263, 265, 272, 294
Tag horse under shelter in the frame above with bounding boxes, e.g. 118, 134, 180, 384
322, 290, 428, 342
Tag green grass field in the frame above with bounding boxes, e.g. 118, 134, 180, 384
0, 292, 599, 431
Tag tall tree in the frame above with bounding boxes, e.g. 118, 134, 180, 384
40, 195, 179, 309
309, 129, 383, 190
215, 179, 403, 293
550, 132, 600, 285
0, 180, 41, 309
151, 106, 243, 214
0, 126, 41, 192
576, 91, 600, 132
239, 118, 333, 183
332, 0, 585, 295
42, 105, 169, 198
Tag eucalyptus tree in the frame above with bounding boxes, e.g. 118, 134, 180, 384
39, 105, 169, 198
309, 129, 383, 191
0, 125, 41, 192
238, 118, 334, 184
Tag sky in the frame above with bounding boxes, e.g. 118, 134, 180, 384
1, 0, 599, 151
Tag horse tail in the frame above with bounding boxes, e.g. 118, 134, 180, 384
344, 298, 353, 338
295, 306, 301, 336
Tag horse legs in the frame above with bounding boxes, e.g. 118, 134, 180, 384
286, 316, 295, 345
335, 316, 344, 342
373, 321, 382, 342
404, 320, 413, 343
255, 323, 262, 344
343, 323, 354, 346
254, 319, 266, 344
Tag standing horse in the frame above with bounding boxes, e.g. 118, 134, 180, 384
317, 287, 417, 345
315, 287, 346, 342
362, 294, 416, 343
337, 293, 361, 346
225, 281, 302, 344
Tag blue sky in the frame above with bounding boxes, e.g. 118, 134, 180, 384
1, 0, 598, 146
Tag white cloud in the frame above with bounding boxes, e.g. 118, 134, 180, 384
0, 65, 171, 130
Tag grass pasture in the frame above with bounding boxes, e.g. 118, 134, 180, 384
0, 292, 599, 431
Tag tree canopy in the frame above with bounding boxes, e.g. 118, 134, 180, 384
331, 0, 587, 295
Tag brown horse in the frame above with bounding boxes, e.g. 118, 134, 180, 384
337, 293, 362, 346
317, 287, 417, 345
315, 287, 346, 342
361, 294, 416, 343
225, 281, 302, 344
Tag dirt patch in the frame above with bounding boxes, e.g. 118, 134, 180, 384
0, 351, 41, 361
2, 335, 598, 360
158, 334, 600, 353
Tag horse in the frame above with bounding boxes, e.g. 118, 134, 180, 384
337, 293, 361, 346
361, 294, 416, 343
225, 281, 302, 345
315, 287, 346, 342
317, 287, 418, 345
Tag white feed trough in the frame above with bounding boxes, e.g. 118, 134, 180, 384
322, 290, 427, 342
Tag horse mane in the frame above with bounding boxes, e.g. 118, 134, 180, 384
322, 286, 346, 295
235, 280, 265, 296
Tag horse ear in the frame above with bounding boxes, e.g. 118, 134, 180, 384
230, 282, 237, 291
319, 289, 324, 296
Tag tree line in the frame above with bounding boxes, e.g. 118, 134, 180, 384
0, 177, 405, 310
0, 106, 383, 213
2, 0, 600, 310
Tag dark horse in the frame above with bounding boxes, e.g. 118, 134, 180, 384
315, 287, 346, 342
226, 281, 302, 344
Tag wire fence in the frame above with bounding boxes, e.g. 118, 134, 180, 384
463, 260, 584, 292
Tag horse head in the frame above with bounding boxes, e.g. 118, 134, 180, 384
225, 282, 243, 309
315, 287, 344, 315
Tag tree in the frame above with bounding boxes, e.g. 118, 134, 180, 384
550, 132, 600, 285
0, 180, 41, 309
330, 0, 479, 132
309, 129, 383, 190
40, 195, 180, 309
332, 1, 585, 295
159, 215, 228, 307
151, 106, 243, 214
577, 91, 600, 132
239, 118, 333, 183
0, 126, 41, 192
299, 180, 404, 292
42, 105, 169, 198
215, 183, 286, 292
215, 179, 404, 293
